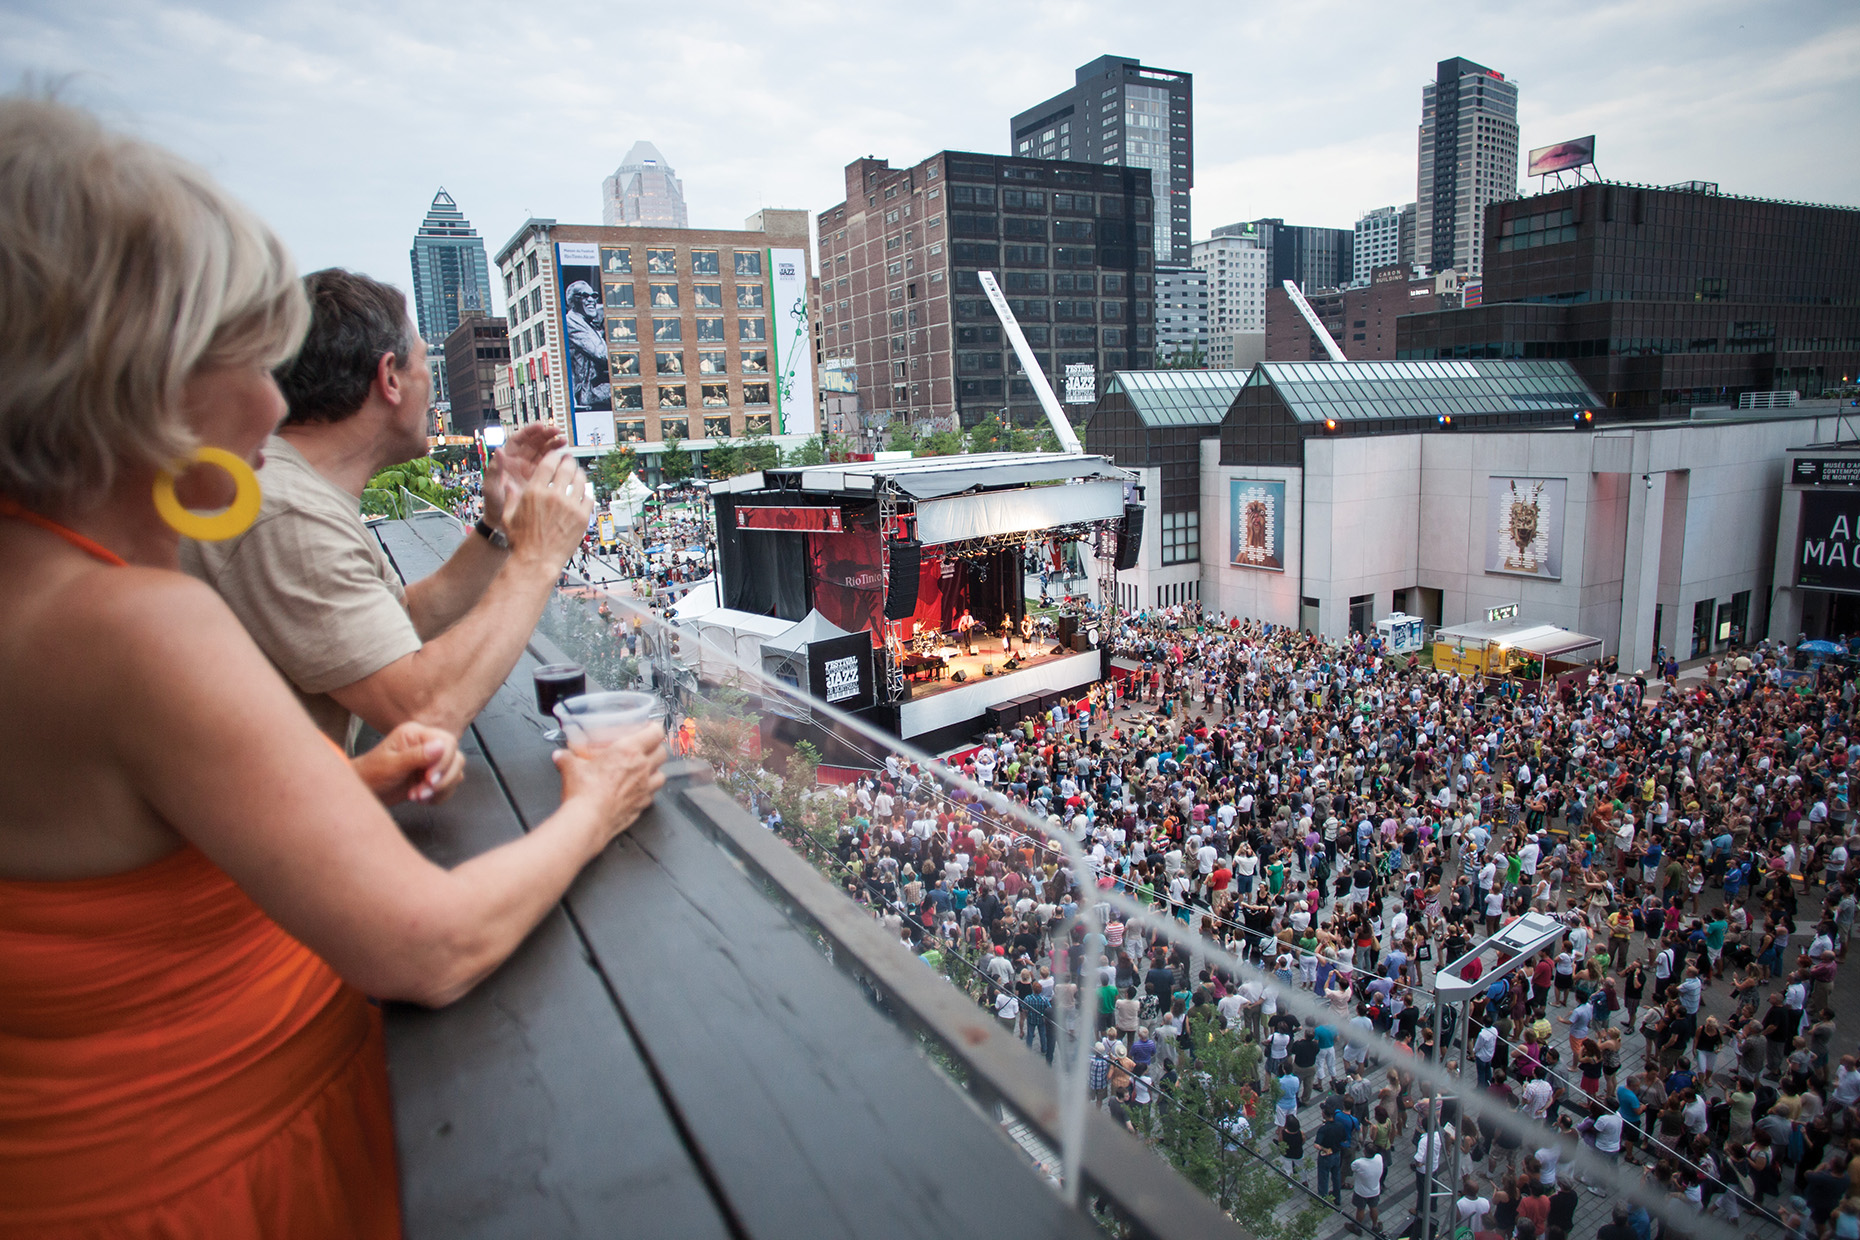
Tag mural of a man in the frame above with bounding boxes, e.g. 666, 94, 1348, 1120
562, 280, 610, 410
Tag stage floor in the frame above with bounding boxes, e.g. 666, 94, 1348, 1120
900, 641, 1075, 702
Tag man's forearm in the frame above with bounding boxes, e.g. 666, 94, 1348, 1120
337, 553, 564, 736
404, 533, 509, 640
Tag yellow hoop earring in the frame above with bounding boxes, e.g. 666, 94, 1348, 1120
152, 447, 263, 542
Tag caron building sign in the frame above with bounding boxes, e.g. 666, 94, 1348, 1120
1796, 490, 1860, 592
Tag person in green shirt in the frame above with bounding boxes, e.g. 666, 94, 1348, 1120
1098, 978, 1120, 1031
1268, 857, 1287, 895
1703, 909, 1729, 980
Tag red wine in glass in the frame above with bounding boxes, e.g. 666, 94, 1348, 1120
533, 663, 586, 741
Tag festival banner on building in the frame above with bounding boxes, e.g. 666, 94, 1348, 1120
1485, 476, 1567, 579
556, 242, 615, 448
1229, 479, 1286, 571
768, 248, 816, 436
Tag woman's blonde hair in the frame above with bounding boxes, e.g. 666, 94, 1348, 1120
0, 97, 308, 511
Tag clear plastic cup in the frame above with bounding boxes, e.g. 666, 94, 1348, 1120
553, 691, 666, 750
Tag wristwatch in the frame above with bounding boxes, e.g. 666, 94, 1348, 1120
474, 518, 510, 551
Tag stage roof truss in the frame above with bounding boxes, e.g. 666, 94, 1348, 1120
935, 517, 1122, 562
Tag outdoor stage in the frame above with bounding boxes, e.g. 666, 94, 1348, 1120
704, 451, 1138, 749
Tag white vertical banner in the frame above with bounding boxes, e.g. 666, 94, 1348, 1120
768, 248, 815, 436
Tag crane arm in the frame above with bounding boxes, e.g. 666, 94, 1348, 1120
1281, 279, 1347, 362
978, 269, 1084, 453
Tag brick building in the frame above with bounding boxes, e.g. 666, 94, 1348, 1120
818, 151, 1157, 433
1264, 265, 1450, 360
441, 312, 508, 437
494, 211, 812, 455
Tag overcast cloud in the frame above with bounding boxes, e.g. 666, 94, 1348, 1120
5, 0, 1854, 315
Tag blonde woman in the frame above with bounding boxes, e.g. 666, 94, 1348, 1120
0, 100, 665, 1235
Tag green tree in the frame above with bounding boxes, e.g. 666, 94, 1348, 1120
360, 456, 462, 518
886, 420, 920, 453
917, 428, 964, 457
740, 428, 781, 473
1160, 342, 1208, 369
702, 442, 742, 479
784, 433, 830, 467
590, 446, 640, 502
658, 442, 694, 483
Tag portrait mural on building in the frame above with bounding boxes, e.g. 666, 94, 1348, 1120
556, 242, 614, 448
1485, 476, 1567, 579
1229, 479, 1285, 571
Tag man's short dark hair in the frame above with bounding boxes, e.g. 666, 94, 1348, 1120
277, 268, 414, 425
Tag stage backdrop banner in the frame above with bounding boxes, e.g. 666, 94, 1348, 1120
807, 528, 885, 645
1230, 479, 1286, 571
916, 479, 1124, 546
1485, 476, 1567, 580
807, 631, 875, 711
737, 505, 843, 532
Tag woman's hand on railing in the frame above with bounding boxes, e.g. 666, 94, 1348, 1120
555, 725, 669, 847
353, 722, 466, 805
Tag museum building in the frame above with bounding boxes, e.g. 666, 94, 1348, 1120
1087, 359, 1852, 670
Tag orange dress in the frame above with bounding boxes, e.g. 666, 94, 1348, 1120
0, 843, 402, 1238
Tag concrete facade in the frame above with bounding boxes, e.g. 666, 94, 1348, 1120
1197, 413, 1842, 669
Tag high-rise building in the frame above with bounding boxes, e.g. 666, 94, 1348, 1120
441, 312, 509, 437
601, 141, 690, 229
1398, 181, 1860, 416
495, 210, 813, 453
1353, 204, 1416, 284
1192, 226, 1268, 369
1415, 57, 1519, 279
1216, 218, 1354, 295
1154, 268, 1208, 364
1011, 55, 1192, 266
408, 188, 493, 348
818, 151, 1157, 432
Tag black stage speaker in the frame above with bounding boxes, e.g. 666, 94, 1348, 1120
1055, 615, 1078, 647
1114, 504, 1144, 571
883, 539, 922, 621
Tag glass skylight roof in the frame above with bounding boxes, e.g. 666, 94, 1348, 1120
1255, 360, 1600, 423
1101, 368, 1253, 428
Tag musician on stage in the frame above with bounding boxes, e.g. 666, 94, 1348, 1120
1020, 613, 1035, 653
957, 609, 976, 655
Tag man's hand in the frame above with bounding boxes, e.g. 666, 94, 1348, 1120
481, 424, 567, 530
353, 721, 467, 805
503, 449, 594, 567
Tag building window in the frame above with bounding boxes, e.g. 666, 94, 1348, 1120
743, 382, 771, 406
734, 251, 762, 277
601, 247, 631, 275
660, 416, 688, 440
613, 385, 643, 409
697, 350, 728, 375
649, 283, 679, 309
614, 419, 647, 443
704, 415, 732, 438
701, 383, 729, 408
646, 249, 677, 275
691, 250, 721, 276
693, 284, 724, 309
612, 352, 640, 377
1160, 510, 1199, 565
696, 317, 726, 343
608, 319, 638, 344
605, 282, 635, 308
653, 318, 681, 342
744, 413, 772, 434
740, 317, 767, 342
654, 351, 683, 375
658, 385, 688, 409
741, 350, 768, 373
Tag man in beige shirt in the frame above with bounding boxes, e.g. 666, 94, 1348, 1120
183, 269, 590, 746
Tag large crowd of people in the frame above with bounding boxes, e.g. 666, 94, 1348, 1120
778, 600, 1860, 1240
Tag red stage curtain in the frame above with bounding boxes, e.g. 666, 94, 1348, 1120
806, 528, 885, 645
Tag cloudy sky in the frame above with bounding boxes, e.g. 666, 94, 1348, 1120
6, 0, 1854, 315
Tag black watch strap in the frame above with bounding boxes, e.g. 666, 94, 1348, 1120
474, 518, 509, 551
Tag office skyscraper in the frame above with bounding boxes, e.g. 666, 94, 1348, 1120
602, 141, 690, 228
1353, 204, 1416, 284
408, 188, 493, 348
1011, 55, 1192, 266
1214, 219, 1353, 294
1415, 57, 1518, 279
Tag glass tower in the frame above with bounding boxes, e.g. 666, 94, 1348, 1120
408, 188, 492, 347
